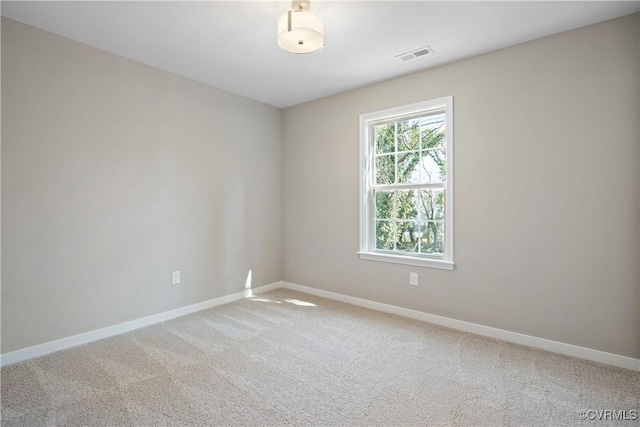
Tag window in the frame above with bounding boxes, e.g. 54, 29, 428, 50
359, 97, 454, 270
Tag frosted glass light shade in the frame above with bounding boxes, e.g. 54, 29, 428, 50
277, 9, 325, 54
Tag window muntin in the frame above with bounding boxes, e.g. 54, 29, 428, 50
359, 97, 453, 270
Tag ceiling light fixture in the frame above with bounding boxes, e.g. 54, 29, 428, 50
277, 0, 325, 54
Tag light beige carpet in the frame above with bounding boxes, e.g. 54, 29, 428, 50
1, 288, 638, 426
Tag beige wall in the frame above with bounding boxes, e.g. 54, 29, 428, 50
2, 14, 639, 359
1, 18, 283, 353
283, 14, 640, 357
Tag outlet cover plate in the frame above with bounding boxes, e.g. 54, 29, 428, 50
409, 272, 418, 286
172, 271, 181, 285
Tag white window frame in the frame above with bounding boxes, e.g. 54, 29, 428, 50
358, 96, 454, 270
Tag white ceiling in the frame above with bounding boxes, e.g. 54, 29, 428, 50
2, 1, 639, 108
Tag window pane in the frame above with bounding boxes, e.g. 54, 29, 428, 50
420, 221, 445, 254
421, 113, 446, 150
375, 123, 395, 154
397, 118, 420, 151
397, 151, 420, 184
374, 190, 395, 220
362, 98, 453, 263
396, 221, 419, 253
419, 189, 445, 220
375, 220, 394, 250
420, 149, 446, 183
375, 154, 395, 184
396, 190, 417, 219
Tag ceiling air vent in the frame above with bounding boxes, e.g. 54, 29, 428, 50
396, 45, 434, 62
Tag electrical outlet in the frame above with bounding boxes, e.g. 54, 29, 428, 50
409, 272, 418, 286
171, 271, 181, 285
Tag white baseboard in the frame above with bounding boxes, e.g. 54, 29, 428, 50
245, 280, 282, 295
0, 281, 282, 367
282, 281, 640, 371
4, 280, 638, 372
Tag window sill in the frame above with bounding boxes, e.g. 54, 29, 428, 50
357, 252, 455, 270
